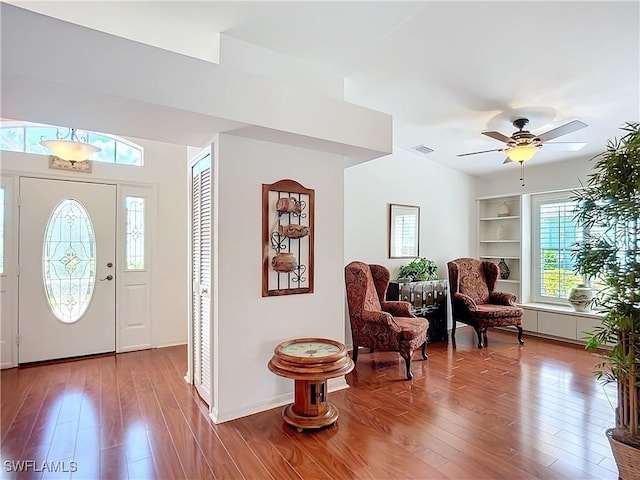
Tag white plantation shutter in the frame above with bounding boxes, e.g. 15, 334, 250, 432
191, 164, 201, 391
532, 192, 585, 303
191, 153, 212, 404
538, 199, 580, 298
199, 166, 211, 396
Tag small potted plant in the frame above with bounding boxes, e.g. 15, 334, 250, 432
572, 122, 640, 478
398, 257, 438, 282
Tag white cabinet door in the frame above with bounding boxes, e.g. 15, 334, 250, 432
190, 150, 212, 405
537, 311, 577, 339
576, 315, 603, 343
522, 309, 538, 332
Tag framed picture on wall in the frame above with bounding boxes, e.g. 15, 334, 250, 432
389, 204, 420, 258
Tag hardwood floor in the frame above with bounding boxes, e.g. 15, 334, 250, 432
1, 327, 619, 479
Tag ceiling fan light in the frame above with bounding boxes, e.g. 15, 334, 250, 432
40, 139, 100, 162
505, 145, 539, 163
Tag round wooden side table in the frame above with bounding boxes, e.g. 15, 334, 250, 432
268, 337, 354, 432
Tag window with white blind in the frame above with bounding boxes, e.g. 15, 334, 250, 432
532, 192, 585, 303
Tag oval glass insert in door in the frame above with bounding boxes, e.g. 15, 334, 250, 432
42, 198, 96, 323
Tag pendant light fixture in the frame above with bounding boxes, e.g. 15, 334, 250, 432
40, 128, 101, 163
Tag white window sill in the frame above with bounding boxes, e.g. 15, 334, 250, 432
519, 302, 603, 319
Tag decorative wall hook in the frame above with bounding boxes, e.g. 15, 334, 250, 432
262, 179, 315, 296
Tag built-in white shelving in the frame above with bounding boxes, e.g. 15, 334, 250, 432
478, 195, 601, 344
477, 194, 531, 302
480, 215, 521, 221
479, 240, 519, 243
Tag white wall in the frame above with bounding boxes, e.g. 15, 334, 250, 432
344, 147, 477, 343
0, 137, 188, 358
2, 4, 390, 163
213, 134, 345, 422
475, 155, 595, 198
140, 140, 189, 347
473, 155, 598, 308
3, 1, 222, 64
345, 147, 476, 278
219, 34, 344, 100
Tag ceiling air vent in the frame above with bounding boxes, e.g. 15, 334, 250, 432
412, 145, 434, 155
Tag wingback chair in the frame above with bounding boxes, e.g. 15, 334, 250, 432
447, 258, 524, 349
345, 261, 428, 380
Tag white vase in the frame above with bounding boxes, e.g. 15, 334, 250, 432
568, 284, 594, 312
498, 202, 511, 217
496, 224, 507, 240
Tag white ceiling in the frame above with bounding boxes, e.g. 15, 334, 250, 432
6, 1, 639, 177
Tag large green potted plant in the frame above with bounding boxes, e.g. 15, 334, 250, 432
572, 122, 640, 478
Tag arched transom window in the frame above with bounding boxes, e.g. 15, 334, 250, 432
0, 122, 144, 166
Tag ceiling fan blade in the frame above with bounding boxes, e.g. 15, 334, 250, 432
482, 131, 513, 143
542, 142, 587, 151
537, 120, 588, 142
457, 148, 504, 157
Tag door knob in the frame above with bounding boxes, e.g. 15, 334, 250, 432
99, 275, 114, 281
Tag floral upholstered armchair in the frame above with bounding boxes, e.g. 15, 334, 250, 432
447, 258, 524, 349
344, 261, 428, 380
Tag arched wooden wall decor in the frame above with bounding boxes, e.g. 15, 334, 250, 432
262, 179, 315, 296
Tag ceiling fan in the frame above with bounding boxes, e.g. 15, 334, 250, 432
458, 118, 588, 164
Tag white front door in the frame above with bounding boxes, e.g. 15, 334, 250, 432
18, 178, 116, 363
